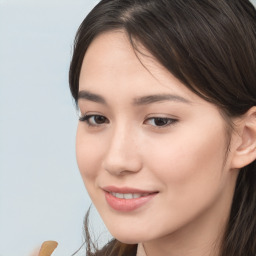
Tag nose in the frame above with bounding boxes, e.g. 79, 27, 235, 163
102, 126, 142, 176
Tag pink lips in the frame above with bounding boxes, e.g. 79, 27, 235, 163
103, 186, 158, 212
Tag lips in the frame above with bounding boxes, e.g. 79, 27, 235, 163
103, 186, 158, 212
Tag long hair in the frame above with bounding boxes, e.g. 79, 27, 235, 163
69, 1, 256, 255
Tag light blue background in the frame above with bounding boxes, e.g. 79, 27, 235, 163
1, 0, 256, 256
0, 1, 106, 256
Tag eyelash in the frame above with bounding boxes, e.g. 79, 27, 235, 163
144, 117, 178, 128
79, 114, 109, 126
79, 114, 177, 128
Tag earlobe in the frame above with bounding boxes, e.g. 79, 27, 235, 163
231, 107, 256, 169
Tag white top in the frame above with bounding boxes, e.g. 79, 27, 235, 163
136, 243, 147, 256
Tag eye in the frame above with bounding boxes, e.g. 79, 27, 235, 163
144, 117, 177, 127
79, 114, 109, 126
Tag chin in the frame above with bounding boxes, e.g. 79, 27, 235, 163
114, 235, 142, 245
109, 229, 153, 244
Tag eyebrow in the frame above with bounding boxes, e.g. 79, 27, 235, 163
133, 94, 191, 105
78, 90, 106, 104
78, 90, 191, 105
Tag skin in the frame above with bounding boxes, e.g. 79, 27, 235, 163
76, 31, 240, 256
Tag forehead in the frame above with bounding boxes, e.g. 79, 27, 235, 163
79, 31, 202, 104
79, 31, 149, 84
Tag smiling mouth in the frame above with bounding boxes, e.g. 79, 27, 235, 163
103, 188, 158, 212
109, 192, 154, 199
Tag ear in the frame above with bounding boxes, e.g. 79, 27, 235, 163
231, 106, 256, 169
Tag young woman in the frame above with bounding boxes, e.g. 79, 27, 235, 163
69, 0, 256, 255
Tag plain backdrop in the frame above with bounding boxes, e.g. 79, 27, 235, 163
1, 0, 256, 256
0, 1, 107, 256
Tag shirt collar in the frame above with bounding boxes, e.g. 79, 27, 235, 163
136, 243, 147, 256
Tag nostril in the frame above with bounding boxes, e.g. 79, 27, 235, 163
103, 157, 142, 176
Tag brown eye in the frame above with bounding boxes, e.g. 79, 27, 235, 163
93, 115, 107, 124
153, 118, 169, 126
79, 114, 109, 126
144, 117, 177, 127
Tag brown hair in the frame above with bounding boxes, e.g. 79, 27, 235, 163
69, 1, 256, 255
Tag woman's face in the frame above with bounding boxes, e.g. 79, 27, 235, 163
76, 31, 238, 244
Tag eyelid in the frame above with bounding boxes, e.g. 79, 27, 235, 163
79, 113, 109, 127
77, 109, 102, 121
144, 116, 178, 128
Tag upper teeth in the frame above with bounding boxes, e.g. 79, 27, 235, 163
110, 192, 148, 199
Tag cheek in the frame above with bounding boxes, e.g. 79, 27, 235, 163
146, 125, 227, 194
140, 126, 229, 232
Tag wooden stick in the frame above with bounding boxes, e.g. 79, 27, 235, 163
38, 241, 58, 256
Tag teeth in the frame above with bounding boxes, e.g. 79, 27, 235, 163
123, 193, 133, 199
132, 193, 142, 199
110, 192, 149, 199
